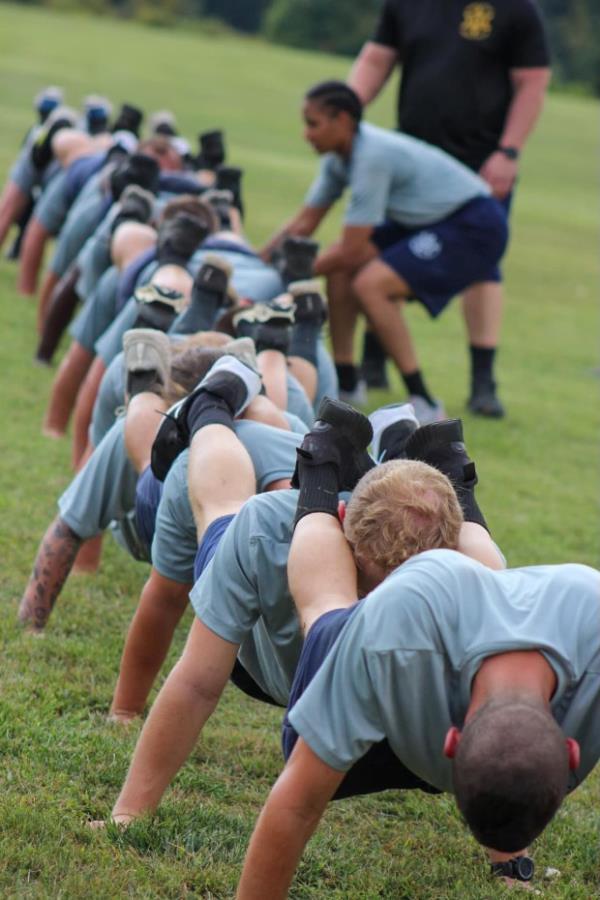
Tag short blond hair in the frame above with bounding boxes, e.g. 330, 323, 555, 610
344, 460, 463, 572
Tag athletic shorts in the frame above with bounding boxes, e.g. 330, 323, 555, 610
283, 607, 440, 800
372, 196, 509, 318
193, 514, 236, 582
135, 465, 164, 553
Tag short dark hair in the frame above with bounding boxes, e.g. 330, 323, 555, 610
305, 80, 362, 126
452, 700, 569, 852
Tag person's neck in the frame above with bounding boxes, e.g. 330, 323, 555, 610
466, 650, 557, 722
336, 127, 357, 160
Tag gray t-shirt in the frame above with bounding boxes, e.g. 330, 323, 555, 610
153, 422, 305, 584
289, 549, 600, 792
305, 122, 489, 228
190, 490, 302, 705
58, 417, 138, 540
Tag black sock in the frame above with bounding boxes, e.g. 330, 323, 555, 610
294, 460, 339, 529
401, 370, 435, 406
127, 368, 162, 398
170, 289, 222, 335
187, 391, 235, 437
362, 330, 386, 364
470, 345, 496, 385
289, 320, 320, 367
336, 363, 358, 392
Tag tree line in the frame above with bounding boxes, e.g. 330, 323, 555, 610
16, 0, 600, 95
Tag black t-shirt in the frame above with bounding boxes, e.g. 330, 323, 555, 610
373, 0, 550, 170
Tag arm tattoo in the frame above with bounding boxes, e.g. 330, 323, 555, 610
18, 517, 82, 630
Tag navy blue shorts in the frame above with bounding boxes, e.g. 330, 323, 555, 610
193, 513, 236, 582
134, 466, 164, 554
283, 607, 440, 800
372, 195, 509, 318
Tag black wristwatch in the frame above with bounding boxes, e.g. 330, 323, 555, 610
491, 855, 535, 882
497, 145, 520, 160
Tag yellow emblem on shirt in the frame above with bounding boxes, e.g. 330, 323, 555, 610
460, 3, 495, 39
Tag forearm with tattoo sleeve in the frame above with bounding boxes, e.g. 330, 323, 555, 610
18, 515, 82, 630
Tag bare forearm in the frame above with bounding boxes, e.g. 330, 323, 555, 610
110, 578, 190, 719
261, 207, 327, 261
19, 516, 82, 630
348, 42, 398, 106
501, 70, 550, 150
237, 793, 322, 898
111, 665, 218, 819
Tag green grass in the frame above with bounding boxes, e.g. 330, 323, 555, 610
0, 2, 599, 896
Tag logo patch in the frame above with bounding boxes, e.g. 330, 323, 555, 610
408, 231, 442, 260
460, 3, 495, 40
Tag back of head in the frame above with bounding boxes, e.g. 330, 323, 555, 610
160, 195, 219, 235
305, 80, 362, 127
344, 459, 462, 572
168, 345, 226, 398
453, 700, 570, 851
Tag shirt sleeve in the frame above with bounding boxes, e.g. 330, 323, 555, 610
190, 504, 261, 644
507, 0, 550, 68
372, 0, 401, 48
304, 155, 346, 209
288, 611, 386, 770
344, 150, 395, 226
151, 458, 197, 585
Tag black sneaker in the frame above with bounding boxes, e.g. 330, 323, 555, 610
405, 419, 487, 529
197, 130, 225, 170
132, 284, 186, 332
150, 355, 261, 481
292, 397, 375, 493
215, 165, 243, 218
289, 279, 327, 325
467, 379, 505, 418
234, 300, 295, 355
110, 185, 155, 235
276, 236, 320, 284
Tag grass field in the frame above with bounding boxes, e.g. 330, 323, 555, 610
0, 2, 599, 897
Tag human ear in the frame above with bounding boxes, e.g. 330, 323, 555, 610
566, 738, 580, 770
443, 726, 461, 759
338, 499, 346, 522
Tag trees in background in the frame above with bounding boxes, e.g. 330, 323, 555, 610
10, 0, 600, 95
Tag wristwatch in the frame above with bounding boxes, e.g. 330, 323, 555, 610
491, 855, 535, 881
497, 145, 520, 160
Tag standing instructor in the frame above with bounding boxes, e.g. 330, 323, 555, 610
350, 0, 550, 416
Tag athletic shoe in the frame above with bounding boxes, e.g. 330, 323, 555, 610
215, 165, 243, 216
222, 337, 258, 371
467, 379, 506, 418
132, 283, 186, 332
277, 236, 320, 284
404, 418, 487, 529
203, 188, 234, 230
150, 355, 261, 481
369, 402, 419, 462
292, 397, 375, 493
233, 299, 295, 354
338, 379, 368, 407
409, 395, 447, 426
198, 130, 225, 170
111, 103, 143, 137
110, 184, 155, 234
123, 328, 171, 398
289, 279, 328, 325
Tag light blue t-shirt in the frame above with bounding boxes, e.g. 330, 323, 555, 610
305, 122, 489, 229
152, 421, 306, 584
289, 549, 600, 792
190, 490, 302, 705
